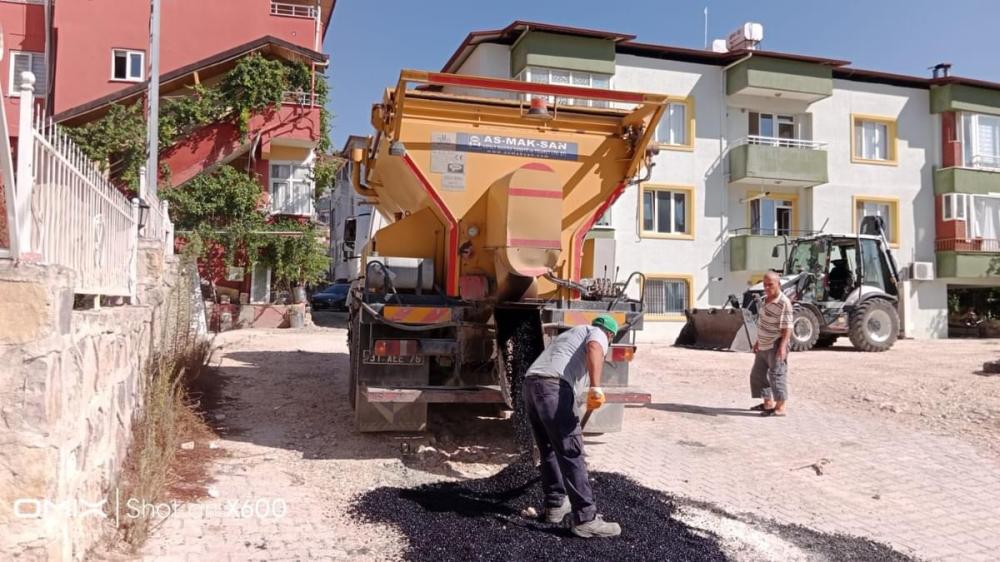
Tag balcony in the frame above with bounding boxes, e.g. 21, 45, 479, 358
934, 165, 1000, 195
936, 238, 1000, 278
726, 56, 834, 104
729, 136, 829, 188
270, 1, 317, 18
728, 230, 792, 273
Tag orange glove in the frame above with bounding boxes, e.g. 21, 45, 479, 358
587, 387, 606, 411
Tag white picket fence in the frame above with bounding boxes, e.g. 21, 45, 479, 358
7, 71, 173, 299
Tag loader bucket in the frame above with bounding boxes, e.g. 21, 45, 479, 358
675, 308, 757, 353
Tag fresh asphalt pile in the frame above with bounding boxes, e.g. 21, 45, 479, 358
351, 463, 727, 561
352, 462, 917, 561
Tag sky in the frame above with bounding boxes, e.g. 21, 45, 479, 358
323, 0, 1000, 149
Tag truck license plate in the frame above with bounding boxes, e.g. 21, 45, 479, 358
363, 351, 424, 365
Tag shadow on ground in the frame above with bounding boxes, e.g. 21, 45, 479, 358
195, 346, 521, 477
351, 463, 915, 562
647, 402, 761, 417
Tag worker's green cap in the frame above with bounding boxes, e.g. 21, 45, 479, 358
592, 314, 619, 336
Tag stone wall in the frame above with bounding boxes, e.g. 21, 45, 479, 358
0, 243, 188, 561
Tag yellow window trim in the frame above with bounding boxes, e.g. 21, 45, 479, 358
655, 96, 696, 151
642, 273, 694, 322
742, 192, 799, 234
850, 113, 899, 166
852, 195, 901, 248
639, 183, 696, 239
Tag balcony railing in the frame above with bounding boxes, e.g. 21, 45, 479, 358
736, 135, 827, 150
270, 1, 317, 18
729, 228, 821, 238
282, 91, 320, 106
969, 153, 1000, 171
936, 238, 1000, 253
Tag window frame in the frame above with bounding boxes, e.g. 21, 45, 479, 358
639, 184, 695, 239
110, 49, 145, 82
960, 112, 1000, 170
852, 195, 900, 247
747, 194, 799, 236
8, 50, 47, 97
850, 113, 898, 166
942, 193, 969, 222
642, 274, 694, 322
269, 160, 315, 216
654, 97, 696, 151
516, 66, 613, 108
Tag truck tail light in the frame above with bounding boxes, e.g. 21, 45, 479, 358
373, 340, 419, 357
610, 345, 636, 362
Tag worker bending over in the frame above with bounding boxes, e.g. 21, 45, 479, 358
522, 315, 621, 538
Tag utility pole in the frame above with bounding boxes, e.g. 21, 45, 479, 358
145, 0, 161, 199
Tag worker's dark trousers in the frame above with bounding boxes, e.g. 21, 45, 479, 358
523, 376, 597, 524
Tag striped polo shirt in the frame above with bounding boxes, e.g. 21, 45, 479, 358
757, 292, 793, 351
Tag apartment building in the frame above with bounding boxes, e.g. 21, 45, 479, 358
339, 20, 1000, 342
1, 0, 334, 301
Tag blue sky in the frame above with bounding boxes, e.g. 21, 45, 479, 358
323, 0, 1000, 149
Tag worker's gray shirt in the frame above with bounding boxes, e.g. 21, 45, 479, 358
525, 325, 609, 392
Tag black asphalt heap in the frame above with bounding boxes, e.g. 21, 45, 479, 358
351, 463, 915, 562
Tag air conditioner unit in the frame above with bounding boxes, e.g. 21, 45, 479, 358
910, 261, 935, 281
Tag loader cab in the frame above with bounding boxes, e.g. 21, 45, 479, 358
781, 235, 898, 301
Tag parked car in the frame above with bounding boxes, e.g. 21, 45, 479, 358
310, 283, 350, 311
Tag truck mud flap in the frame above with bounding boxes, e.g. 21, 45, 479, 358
675, 308, 756, 353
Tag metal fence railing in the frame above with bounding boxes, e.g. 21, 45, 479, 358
270, 1, 316, 18
282, 91, 320, 106
6, 71, 173, 300
936, 238, 1000, 252
735, 135, 828, 150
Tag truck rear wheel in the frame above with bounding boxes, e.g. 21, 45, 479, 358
848, 299, 899, 352
789, 305, 820, 352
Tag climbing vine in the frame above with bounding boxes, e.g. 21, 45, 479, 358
67, 53, 335, 288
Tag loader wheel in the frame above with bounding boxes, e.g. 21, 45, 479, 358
848, 299, 899, 352
789, 306, 820, 352
814, 335, 838, 348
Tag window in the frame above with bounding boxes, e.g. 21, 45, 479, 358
942, 193, 968, 222
749, 112, 795, 145
270, 162, 314, 215
516, 66, 612, 108
969, 195, 1000, 240
655, 99, 694, 148
594, 208, 612, 228
111, 49, 144, 82
641, 185, 693, 237
854, 196, 899, 245
643, 276, 692, 320
961, 112, 1000, 170
750, 197, 795, 236
8, 51, 47, 96
852, 114, 897, 164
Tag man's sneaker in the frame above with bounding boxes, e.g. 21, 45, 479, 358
572, 515, 621, 538
544, 497, 571, 523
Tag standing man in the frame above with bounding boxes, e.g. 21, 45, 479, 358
522, 315, 621, 538
750, 271, 793, 416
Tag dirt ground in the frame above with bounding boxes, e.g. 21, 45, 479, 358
642, 337, 1000, 461
134, 312, 1000, 561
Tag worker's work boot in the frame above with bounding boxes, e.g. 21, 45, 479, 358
572, 515, 621, 538
544, 497, 571, 524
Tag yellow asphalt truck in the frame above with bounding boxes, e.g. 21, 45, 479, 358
345, 70, 666, 433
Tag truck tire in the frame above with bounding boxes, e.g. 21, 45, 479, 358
789, 305, 820, 352
848, 299, 899, 352
814, 335, 838, 348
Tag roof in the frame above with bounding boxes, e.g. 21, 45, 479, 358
339, 134, 368, 154
441, 20, 1000, 92
55, 35, 328, 123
